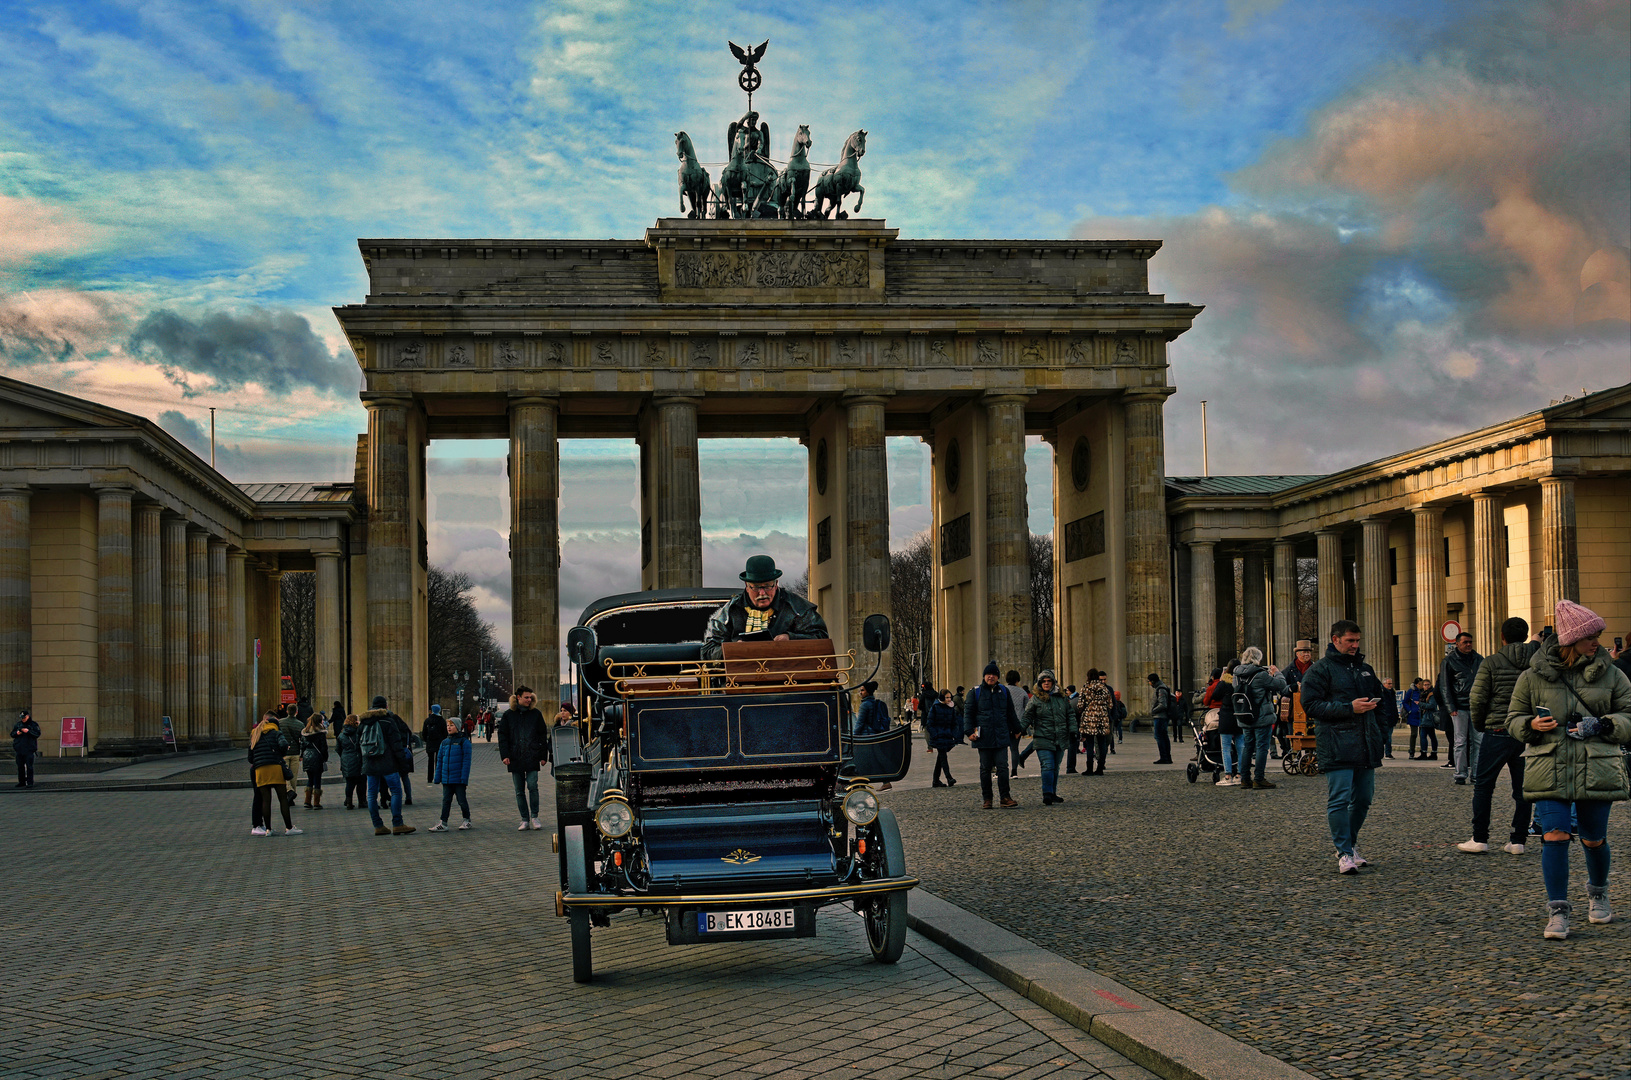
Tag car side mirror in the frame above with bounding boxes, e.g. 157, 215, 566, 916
862, 614, 890, 654
566, 626, 599, 668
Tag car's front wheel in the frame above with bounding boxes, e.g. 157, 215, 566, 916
564, 825, 593, 983
862, 808, 907, 964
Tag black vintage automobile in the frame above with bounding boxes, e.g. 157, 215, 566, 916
551, 588, 917, 983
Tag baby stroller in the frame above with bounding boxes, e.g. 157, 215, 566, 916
1185, 707, 1225, 784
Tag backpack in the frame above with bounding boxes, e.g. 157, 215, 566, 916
359, 719, 387, 760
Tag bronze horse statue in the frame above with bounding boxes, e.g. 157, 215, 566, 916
674, 131, 710, 219
810, 129, 866, 219
772, 124, 812, 219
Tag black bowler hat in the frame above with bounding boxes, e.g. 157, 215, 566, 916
740, 555, 783, 583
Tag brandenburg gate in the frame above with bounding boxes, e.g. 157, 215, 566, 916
333, 217, 1203, 716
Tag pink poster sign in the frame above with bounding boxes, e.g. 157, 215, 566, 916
60, 716, 86, 749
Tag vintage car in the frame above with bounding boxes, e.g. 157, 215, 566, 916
551, 588, 917, 983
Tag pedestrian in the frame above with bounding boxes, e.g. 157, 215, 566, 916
337, 713, 364, 809
1004, 670, 1029, 777
1506, 600, 1631, 939
964, 662, 1021, 809
1076, 670, 1113, 775
10, 709, 39, 789
1439, 632, 1484, 784
855, 681, 890, 736
463, 712, 476, 736
1278, 641, 1316, 757
1023, 670, 1074, 805
1417, 682, 1441, 759
953, 686, 966, 714
1459, 617, 1542, 855
422, 704, 448, 784
1215, 660, 1244, 786
1145, 672, 1176, 764
1612, 636, 1631, 683
277, 706, 304, 809
925, 688, 960, 788
429, 715, 474, 832
1403, 679, 1426, 758
359, 696, 415, 836
498, 685, 548, 831
1233, 647, 1286, 790
1300, 619, 1396, 874
1102, 672, 1124, 750
248, 711, 300, 837
299, 713, 328, 810
391, 709, 417, 806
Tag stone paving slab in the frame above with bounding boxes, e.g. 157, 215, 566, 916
0, 743, 1158, 1080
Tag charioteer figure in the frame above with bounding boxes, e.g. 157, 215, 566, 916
700, 555, 829, 660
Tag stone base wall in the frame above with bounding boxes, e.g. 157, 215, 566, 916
30, 492, 97, 755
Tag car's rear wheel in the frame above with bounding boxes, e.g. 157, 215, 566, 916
863, 808, 908, 964
564, 825, 593, 983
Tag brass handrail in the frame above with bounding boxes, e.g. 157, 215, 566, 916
606, 653, 855, 696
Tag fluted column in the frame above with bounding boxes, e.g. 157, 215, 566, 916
1123, 390, 1173, 702
0, 485, 31, 721
314, 551, 343, 709
847, 392, 895, 688
982, 392, 1031, 680
161, 515, 188, 741
132, 503, 162, 743
366, 394, 414, 712
228, 550, 248, 738
1413, 506, 1445, 682
187, 529, 211, 742
1540, 477, 1578, 619
1215, 550, 1236, 662
647, 394, 703, 589
510, 393, 560, 707
95, 485, 135, 751
1189, 541, 1217, 677
1360, 518, 1394, 683
1241, 548, 1267, 656
1471, 492, 1507, 655
1271, 539, 1297, 667
209, 539, 229, 743
266, 570, 283, 712
1315, 529, 1344, 640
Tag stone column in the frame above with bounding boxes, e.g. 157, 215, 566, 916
365, 395, 414, 712
1540, 477, 1578, 619
228, 550, 248, 739
1360, 518, 1394, 683
0, 485, 31, 721
1413, 506, 1446, 682
314, 551, 343, 710
647, 394, 703, 589
1315, 529, 1345, 640
1241, 548, 1267, 655
510, 394, 560, 707
267, 570, 283, 712
187, 530, 211, 742
132, 503, 162, 743
161, 514, 188, 741
1214, 550, 1236, 663
1271, 540, 1298, 666
982, 392, 1030, 679
847, 393, 895, 685
95, 485, 136, 751
209, 539, 229, 742
1123, 390, 1173, 703
1471, 492, 1507, 656
1189, 541, 1217, 677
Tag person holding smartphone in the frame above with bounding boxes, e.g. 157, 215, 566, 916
1506, 600, 1631, 940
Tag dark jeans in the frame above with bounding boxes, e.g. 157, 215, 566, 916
1153, 718, 1172, 761
14, 752, 33, 786
1470, 731, 1531, 844
932, 748, 955, 785
440, 783, 470, 823
398, 769, 414, 803
1242, 725, 1273, 782
1085, 734, 1110, 771
257, 784, 293, 831
344, 775, 366, 806
511, 770, 540, 820
976, 747, 1011, 801
305, 766, 323, 791
1009, 741, 1022, 775
368, 773, 404, 827
426, 750, 439, 784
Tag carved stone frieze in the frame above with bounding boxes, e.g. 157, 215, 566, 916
397, 340, 422, 368
495, 340, 520, 367
672, 250, 869, 289
447, 344, 470, 366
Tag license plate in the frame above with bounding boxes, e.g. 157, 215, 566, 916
697, 908, 796, 934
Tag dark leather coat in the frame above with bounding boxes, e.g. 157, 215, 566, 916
699, 589, 829, 660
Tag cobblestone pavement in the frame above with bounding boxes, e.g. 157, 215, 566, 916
0, 742, 1157, 1080
886, 754, 1631, 1080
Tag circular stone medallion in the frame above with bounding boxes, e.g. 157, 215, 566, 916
815, 439, 829, 495
945, 439, 961, 494
1071, 437, 1091, 492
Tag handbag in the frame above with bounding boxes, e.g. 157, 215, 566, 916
1277, 694, 1292, 723
281, 760, 295, 781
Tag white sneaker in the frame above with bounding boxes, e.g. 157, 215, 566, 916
518, 820, 530, 831
530, 817, 543, 830
1351, 849, 1369, 867
1503, 842, 1526, 855
284, 827, 303, 836
1228, 776, 1242, 786
250, 827, 268, 836
1457, 839, 1489, 853
1214, 775, 1229, 786
428, 822, 448, 832
1338, 854, 1359, 875
458, 820, 473, 830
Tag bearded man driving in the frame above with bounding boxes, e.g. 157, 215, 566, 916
700, 555, 829, 660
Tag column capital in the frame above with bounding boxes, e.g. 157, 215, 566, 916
226, 548, 250, 563
508, 390, 561, 411
1470, 489, 1504, 503
1272, 537, 1297, 550
652, 392, 703, 409
0, 483, 31, 495
1121, 386, 1176, 405
313, 550, 342, 564
90, 482, 136, 496
1314, 526, 1345, 537
981, 390, 1034, 409
1411, 503, 1445, 518
207, 536, 228, 551
1188, 539, 1216, 552
842, 390, 895, 407
360, 392, 414, 409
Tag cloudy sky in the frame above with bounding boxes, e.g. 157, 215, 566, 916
2, 0, 1626, 653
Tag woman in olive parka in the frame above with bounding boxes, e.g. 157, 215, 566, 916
1506, 600, 1631, 940
1023, 671, 1076, 807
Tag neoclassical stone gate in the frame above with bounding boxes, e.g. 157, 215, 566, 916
334, 218, 1201, 720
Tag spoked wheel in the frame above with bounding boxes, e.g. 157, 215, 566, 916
861, 808, 908, 964
1283, 752, 1299, 775
564, 825, 593, 983
1186, 762, 1199, 784
1301, 754, 1321, 777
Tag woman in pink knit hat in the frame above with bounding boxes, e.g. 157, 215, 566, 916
1506, 600, 1631, 940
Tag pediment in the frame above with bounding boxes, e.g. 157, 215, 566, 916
0, 376, 140, 432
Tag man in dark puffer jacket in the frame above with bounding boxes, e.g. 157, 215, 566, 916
964, 662, 1021, 810
1458, 617, 1541, 855
1301, 619, 1397, 875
